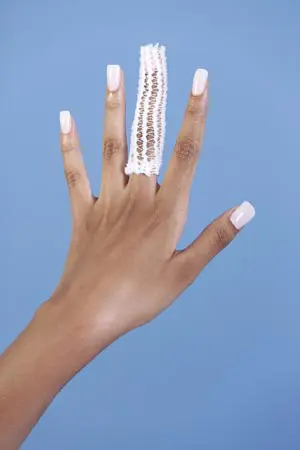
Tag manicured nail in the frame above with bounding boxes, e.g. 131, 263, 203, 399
107, 65, 121, 92
60, 111, 71, 134
192, 69, 208, 96
230, 201, 256, 230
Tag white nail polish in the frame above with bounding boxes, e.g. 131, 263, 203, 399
230, 201, 256, 230
107, 65, 121, 92
192, 69, 208, 96
60, 111, 71, 134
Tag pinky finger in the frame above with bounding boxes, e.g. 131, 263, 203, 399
60, 111, 93, 220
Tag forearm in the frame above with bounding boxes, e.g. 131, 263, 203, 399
0, 299, 111, 450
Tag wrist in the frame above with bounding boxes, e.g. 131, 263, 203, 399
0, 297, 111, 449
34, 294, 118, 375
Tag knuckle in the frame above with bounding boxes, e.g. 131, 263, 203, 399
64, 168, 81, 188
187, 96, 205, 118
61, 140, 78, 154
106, 94, 122, 110
211, 224, 234, 251
174, 135, 199, 163
103, 137, 123, 161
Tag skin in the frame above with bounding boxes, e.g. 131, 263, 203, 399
0, 69, 247, 449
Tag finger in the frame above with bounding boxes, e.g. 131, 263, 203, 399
60, 111, 93, 219
170, 201, 256, 287
128, 174, 158, 204
126, 44, 167, 202
101, 65, 128, 200
160, 69, 208, 211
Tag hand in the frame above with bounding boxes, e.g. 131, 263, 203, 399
0, 65, 255, 450
45, 66, 255, 354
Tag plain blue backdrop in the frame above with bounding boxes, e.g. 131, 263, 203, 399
1, 0, 300, 448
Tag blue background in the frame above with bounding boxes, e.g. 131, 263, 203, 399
1, 0, 300, 448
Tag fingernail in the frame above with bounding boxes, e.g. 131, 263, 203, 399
107, 65, 121, 92
60, 111, 71, 134
230, 201, 256, 230
192, 69, 208, 96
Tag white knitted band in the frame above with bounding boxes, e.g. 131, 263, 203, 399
125, 43, 168, 176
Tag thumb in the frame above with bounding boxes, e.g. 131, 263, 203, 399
171, 201, 255, 287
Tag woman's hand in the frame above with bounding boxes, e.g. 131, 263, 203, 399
0, 65, 255, 450
48, 66, 255, 351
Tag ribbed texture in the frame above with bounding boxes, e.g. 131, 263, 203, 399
125, 43, 168, 176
